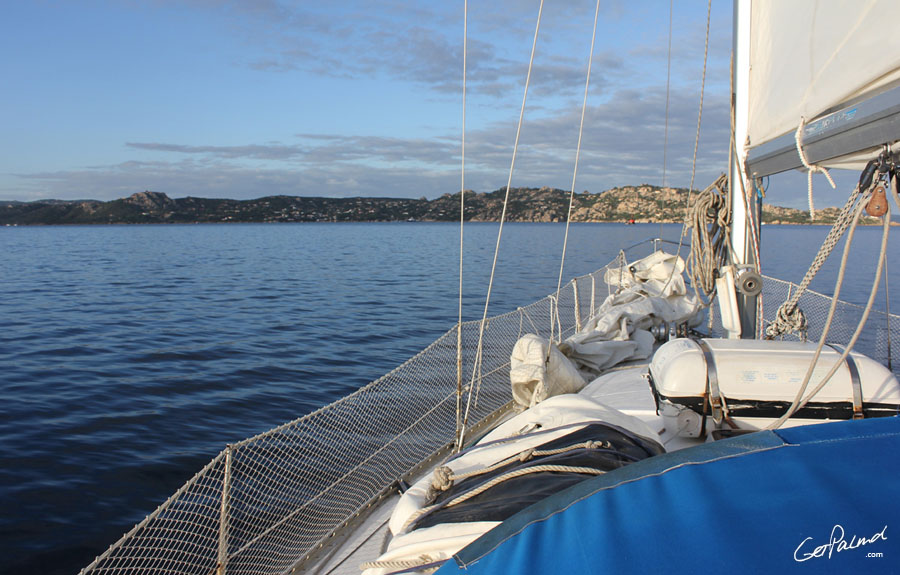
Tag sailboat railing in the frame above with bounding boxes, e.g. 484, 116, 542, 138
755, 275, 900, 379
77, 253, 628, 575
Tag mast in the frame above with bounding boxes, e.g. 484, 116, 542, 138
729, 0, 758, 338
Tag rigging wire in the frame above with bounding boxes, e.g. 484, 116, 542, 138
458, 0, 545, 451
687, 0, 712, 210
659, 0, 673, 241
455, 0, 468, 449
550, 0, 602, 346
660, 0, 712, 295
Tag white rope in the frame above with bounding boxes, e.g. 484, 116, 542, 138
440, 464, 606, 509
573, 281, 582, 333
616, 249, 627, 291
734, 142, 761, 273
885, 173, 895, 370
732, 141, 763, 336
519, 306, 541, 336
553, 295, 563, 342
405, 463, 606, 532
661, 0, 673, 189
459, 0, 544, 450
430, 439, 612, 494
768, 193, 891, 429
455, 0, 467, 450
795, 116, 836, 220
360, 553, 443, 571
766, 180, 872, 339
550, 0, 601, 347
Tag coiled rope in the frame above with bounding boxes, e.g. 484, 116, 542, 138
685, 173, 731, 305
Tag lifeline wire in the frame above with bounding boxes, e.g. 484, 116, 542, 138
550, 0, 602, 346
459, 0, 545, 450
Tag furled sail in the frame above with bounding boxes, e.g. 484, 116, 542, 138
747, 0, 900, 168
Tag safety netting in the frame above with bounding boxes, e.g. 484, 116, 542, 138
78, 254, 620, 575
78, 241, 899, 575
756, 275, 900, 379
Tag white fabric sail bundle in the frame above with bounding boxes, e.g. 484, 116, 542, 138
509, 334, 586, 410
507, 251, 700, 408
560, 251, 701, 375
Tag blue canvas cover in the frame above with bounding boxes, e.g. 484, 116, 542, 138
437, 417, 900, 574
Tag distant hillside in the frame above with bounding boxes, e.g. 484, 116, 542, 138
0, 186, 856, 226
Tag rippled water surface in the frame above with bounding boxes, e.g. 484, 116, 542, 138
1, 222, 896, 574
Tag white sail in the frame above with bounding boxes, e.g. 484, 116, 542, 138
747, 0, 900, 151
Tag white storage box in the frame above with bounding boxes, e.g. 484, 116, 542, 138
648, 338, 900, 435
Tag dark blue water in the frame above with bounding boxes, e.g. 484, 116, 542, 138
1, 222, 896, 574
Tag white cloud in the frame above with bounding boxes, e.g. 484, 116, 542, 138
6, 1, 856, 209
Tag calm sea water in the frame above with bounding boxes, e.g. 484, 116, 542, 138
1, 222, 896, 574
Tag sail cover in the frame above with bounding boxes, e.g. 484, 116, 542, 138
438, 416, 900, 574
748, 0, 900, 150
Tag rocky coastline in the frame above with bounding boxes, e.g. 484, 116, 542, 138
0, 186, 868, 226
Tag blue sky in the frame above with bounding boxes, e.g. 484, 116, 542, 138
0, 1, 848, 207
